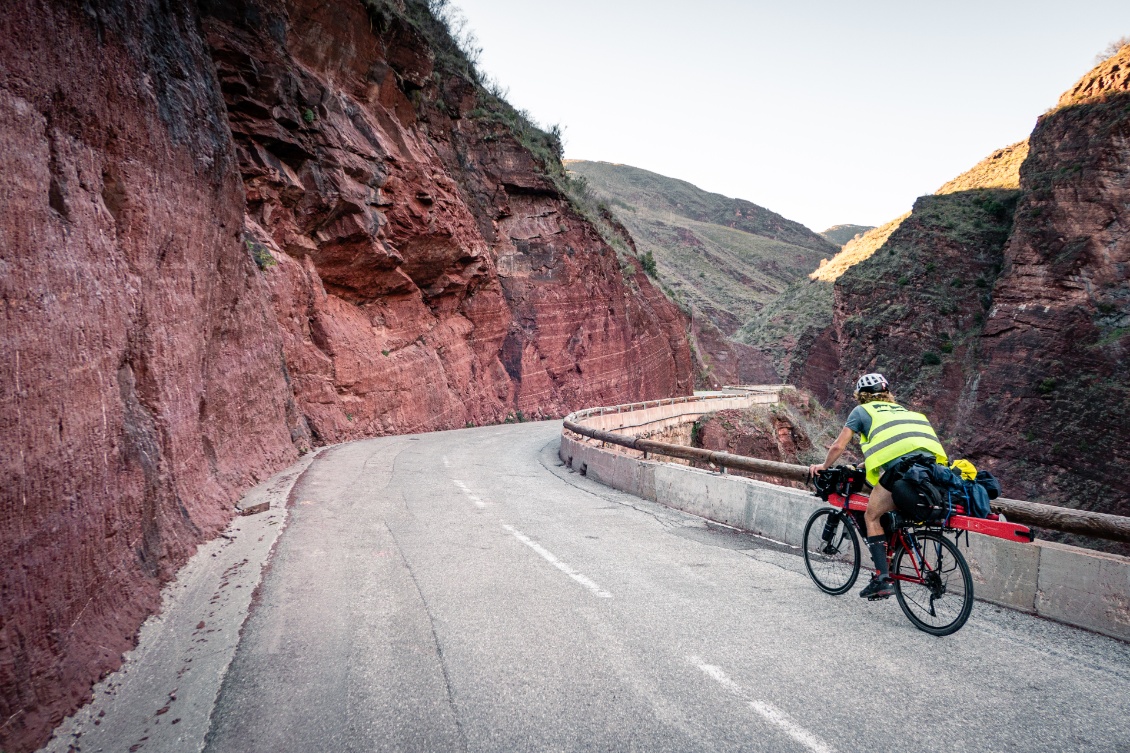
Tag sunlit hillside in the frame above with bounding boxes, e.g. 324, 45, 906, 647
808, 139, 1028, 284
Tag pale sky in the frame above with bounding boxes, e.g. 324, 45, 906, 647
454, 0, 1129, 232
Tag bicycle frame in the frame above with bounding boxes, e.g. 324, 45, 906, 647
887, 528, 929, 585
808, 469, 989, 634
820, 492, 929, 582
825, 489, 1034, 544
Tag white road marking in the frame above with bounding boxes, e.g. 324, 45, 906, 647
692, 659, 745, 696
502, 524, 612, 598
442, 456, 451, 468
453, 479, 486, 508
691, 658, 837, 753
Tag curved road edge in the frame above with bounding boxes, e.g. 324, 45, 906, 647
40, 449, 326, 753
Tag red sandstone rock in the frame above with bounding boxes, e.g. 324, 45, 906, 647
0, 3, 300, 750
794, 48, 1130, 538
967, 48, 1130, 524
204, 0, 692, 441
0, 1, 692, 750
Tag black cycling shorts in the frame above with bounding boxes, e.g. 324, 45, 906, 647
877, 453, 935, 491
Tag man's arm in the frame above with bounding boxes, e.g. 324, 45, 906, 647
808, 426, 855, 478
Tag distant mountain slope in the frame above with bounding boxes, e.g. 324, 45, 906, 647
741, 139, 1030, 381
820, 224, 874, 246
564, 160, 837, 335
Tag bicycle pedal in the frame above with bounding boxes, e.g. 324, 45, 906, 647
867, 593, 893, 601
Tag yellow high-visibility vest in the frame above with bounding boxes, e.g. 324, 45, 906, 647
859, 401, 947, 486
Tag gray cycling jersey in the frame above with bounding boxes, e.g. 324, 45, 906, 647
844, 404, 872, 438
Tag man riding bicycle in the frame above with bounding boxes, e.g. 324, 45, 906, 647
808, 373, 948, 600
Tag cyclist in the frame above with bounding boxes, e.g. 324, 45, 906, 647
808, 373, 948, 600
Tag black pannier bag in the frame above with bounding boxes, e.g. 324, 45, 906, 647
883, 455, 950, 523
976, 470, 1001, 500
890, 477, 947, 523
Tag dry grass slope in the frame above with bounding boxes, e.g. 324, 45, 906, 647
565, 160, 835, 334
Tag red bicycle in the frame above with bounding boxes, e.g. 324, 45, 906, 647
803, 466, 1034, 636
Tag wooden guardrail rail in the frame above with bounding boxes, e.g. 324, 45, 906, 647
563, 416, 1130, 545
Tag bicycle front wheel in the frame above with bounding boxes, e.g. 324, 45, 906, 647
802, 508, 860, 595
892, 531, 974, 636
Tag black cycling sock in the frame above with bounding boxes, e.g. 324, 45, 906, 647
866, 535, 889, 579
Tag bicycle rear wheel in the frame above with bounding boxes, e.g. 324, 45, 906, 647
802, 508, 860, 595
892, 531, 973, 636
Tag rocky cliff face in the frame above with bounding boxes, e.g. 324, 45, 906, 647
0, 4, 301, 749
0, 1, 691, 749
966, 48, 1130, 528
205, 1, 693, 439
792, 48, 1130, 539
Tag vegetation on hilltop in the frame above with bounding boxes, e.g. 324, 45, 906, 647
565, 160, 835, 334
363, 0, 636, 259
820, 224, 874, 247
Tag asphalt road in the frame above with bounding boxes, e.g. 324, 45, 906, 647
47, 421, 1130, 752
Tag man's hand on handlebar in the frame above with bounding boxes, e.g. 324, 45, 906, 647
809, 427, 855, 484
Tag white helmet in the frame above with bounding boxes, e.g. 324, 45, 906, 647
854, 373, 889, 394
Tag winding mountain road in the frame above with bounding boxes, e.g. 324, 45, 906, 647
47, 422, 1130, 752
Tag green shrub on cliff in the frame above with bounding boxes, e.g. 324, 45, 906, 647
639, 250, 657, 277
244, 236, 276, 271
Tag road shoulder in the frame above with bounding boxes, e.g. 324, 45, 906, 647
41, 450, 323, 753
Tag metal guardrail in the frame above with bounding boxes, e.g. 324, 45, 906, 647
564, 397, 1130, 545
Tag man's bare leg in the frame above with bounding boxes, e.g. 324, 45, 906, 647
860, 482, 897, 598
865, 482, 896, 537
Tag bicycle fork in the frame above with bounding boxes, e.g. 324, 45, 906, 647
820, 511, 846, 555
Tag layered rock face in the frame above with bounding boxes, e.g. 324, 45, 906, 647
0, 2, 301, 749
967, 50, 1130, 523
205, 0, 691, 440
0, 1, 691, 749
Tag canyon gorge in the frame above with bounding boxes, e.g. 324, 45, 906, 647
3, 2, 1129, 750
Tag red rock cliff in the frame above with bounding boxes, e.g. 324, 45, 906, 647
794, 48, 1130, 542
203, 0, 691, 439
0, 2, 302, 749
967, 48, 1130, 526
0, 1, 692, 749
